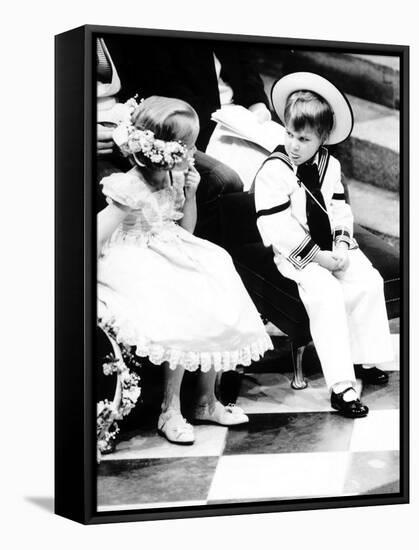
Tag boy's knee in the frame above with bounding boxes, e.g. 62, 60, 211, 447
303, 264, 343, 300
362, 268, 384, 295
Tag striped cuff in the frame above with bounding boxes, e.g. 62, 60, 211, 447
333, 227, 352, 247
288, 235, 320, 269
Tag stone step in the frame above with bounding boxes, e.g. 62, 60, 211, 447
256, 49, 399, 109
260, 73, 399, 192
349, 95, 399, 153
347, 54, 400, 73
332, 94, 399, 192
347, 177, 399, 239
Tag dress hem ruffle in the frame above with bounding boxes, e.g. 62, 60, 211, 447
98, 309, 273, 372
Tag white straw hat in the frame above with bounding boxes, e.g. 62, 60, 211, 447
271, 72, 354, 145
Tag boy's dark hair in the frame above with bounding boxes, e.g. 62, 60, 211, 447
284, 90, 334, 141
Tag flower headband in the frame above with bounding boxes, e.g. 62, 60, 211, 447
112, 97, 195, 171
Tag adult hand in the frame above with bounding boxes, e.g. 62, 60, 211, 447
183, 166, 201, 200
97, 123, 115, 156
248, 103, 272, 124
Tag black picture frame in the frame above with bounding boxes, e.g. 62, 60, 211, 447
55, 24, 409, 525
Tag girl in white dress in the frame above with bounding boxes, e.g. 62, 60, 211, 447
97, 96, 272, 444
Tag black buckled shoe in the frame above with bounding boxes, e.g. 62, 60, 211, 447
331, 387, 369, 418
354, 364, 389, 385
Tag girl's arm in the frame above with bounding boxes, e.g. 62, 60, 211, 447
97, 203, 129, 255
179, 166, 200, 234
179, 196, 197, 233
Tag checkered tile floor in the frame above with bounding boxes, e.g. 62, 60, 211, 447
97, 328, 400, 512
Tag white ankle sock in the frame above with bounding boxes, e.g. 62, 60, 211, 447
333, 383, 358, 402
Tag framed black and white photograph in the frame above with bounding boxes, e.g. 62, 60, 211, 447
55, 24, 409, 524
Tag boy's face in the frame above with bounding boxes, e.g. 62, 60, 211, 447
284, 124, 324, 166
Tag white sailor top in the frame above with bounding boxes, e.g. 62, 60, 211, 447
253, 146, 355, 270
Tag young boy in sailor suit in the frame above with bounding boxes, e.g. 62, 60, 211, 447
253, 72, 394, 417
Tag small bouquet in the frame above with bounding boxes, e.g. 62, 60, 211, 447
96, 324, 143, 462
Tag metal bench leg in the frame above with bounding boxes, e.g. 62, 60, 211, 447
291, 343, 308, 389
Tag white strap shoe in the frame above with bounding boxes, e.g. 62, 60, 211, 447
158, 410, 195, 445
192, 401, 249, 426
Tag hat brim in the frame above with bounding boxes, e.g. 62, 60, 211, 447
271, 72, 354, 145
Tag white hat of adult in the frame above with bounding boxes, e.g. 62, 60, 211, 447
271, 72, 354, 145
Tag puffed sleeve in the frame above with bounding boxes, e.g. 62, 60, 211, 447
254, 160, 320, 270
328, 158, 355, 247
100, 172, 148, 211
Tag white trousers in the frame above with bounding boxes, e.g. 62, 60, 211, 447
276, 249, 394, 389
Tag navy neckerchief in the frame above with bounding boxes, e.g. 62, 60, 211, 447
296, 152, 333, 251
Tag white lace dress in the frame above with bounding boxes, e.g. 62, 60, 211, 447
97, 170, 272, 371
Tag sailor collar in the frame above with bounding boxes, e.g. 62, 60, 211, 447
250, 145, 330, 193
269, 145, 330, 186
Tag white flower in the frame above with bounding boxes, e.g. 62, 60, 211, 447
129, 387, 141, 402
98, 440, 108, 451
125, 97, 139, 113
141, 140, 153, 153
150, 153, 163, 163
97, 400, 107, 415
153, 139, 165, 149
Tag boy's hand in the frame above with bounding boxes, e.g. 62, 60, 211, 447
184, 166, 200, 200
333, 242, 350, 272
313, 250, 340, 272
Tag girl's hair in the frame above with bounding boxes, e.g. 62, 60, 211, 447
131, 96, 199, 145
284, 90, 334, 141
